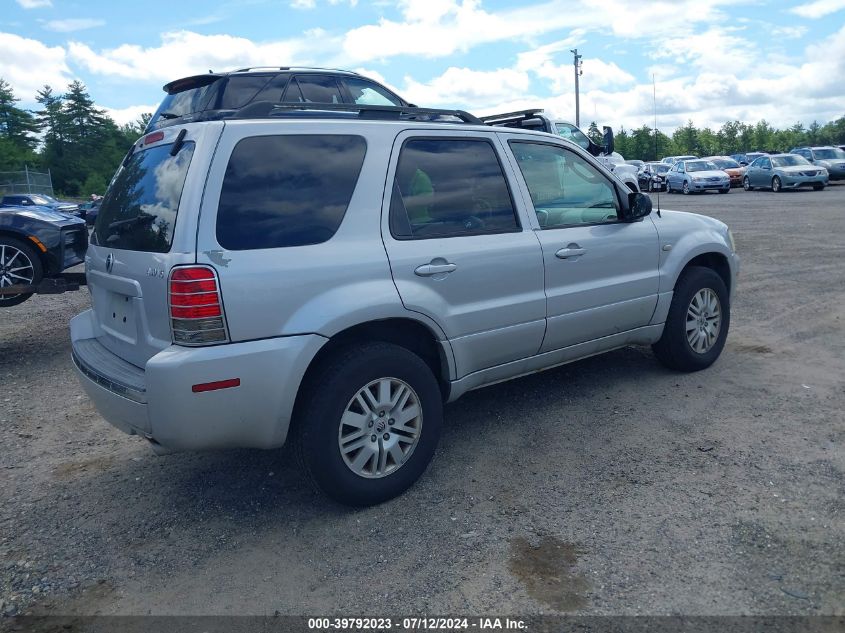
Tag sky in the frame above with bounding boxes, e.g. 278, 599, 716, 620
1, 0, 844, 134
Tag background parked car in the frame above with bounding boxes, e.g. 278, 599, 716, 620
638, 162, 671, 191
661, 155, 698, 165
790, 146, 845, 180
626, 159, 645, 171
730, 152, 768, 166
703, 156, 745, 188
147, 67, 412, 132
743, 154, 828, 192
665, 159, 730, 194
1, 193, 80, 216
0, 205, 88, 306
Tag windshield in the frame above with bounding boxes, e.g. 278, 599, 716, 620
711, 158, 740, 169
651, 164, 670, 173
554, 123, 592, 151
92, 142, 195, 252
772, 155, 809, 167
686, 161, 718, 172
29, 195, 52, 205
814, 148, 845, 160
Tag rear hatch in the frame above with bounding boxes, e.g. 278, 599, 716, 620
87, 123, 223, 368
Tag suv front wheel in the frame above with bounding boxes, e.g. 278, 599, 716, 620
296, 342, 443, 506
652, 266, 730, 372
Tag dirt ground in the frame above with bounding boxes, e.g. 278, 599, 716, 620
1, 184, 843, 618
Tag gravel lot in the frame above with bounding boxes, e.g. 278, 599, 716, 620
1, 184, 843, 618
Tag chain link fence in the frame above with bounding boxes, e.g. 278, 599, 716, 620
0, 167, 54, 197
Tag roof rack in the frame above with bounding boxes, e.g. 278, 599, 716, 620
231, 101, 484, 125
230, 66, 362, 75
479, 109, 546, 124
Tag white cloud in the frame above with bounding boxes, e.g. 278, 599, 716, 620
16, 0, 52, 8
789, 0, 845, 18
402, 66, 531, 107
0, 32, 70, 101
42, 18, 105, 33
68, 30, 328, 82
102, 104, 157, 128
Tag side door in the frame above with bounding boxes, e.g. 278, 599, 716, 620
381, 131, 546, 379
754, 157, 772, 186
503, 137, 660, 352
666, 162, 680, 190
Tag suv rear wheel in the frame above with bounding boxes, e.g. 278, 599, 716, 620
652, 266, 730, 372
296, 342, 443, 506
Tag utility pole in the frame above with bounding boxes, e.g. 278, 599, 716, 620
571, 48, 583, 127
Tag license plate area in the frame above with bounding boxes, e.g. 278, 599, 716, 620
101, 291, 137, 343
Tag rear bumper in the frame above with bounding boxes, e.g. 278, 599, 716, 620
71, 309, 326, 451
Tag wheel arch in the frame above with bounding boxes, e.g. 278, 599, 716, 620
0, 229, 50, 274
677, 252, 732, 295
295, 317, 454, 413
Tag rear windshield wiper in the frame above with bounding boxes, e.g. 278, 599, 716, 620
157, 112, 180, 120
108, 214, 156, 231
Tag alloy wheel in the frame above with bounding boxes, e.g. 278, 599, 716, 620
338, 377, 423, 479
0, 243, 35, 298
686, 288, 722, 354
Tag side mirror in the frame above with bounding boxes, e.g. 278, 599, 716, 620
625, 191, 652, 221
602, 126, 615, 155
740, 161, 748, 166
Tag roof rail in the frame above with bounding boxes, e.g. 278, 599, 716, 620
479, 109, 546, 124
231, 101, 484, 124
231, 66, 362, 75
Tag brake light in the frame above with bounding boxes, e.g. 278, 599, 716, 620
169, 266, 228, 346
144, 131, 165, 145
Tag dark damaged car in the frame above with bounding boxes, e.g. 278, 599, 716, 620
0, 205, 88, 306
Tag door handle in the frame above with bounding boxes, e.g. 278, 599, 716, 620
555, 245, 586, 259
414, 262, 457, 276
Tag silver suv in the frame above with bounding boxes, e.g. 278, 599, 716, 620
71, 104, 739, 505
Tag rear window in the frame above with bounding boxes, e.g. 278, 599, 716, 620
216, 135, 366, 250
92, 142, 195, 253
150, 84, 217, 127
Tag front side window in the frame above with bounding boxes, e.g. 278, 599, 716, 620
287, 75, 343, 104
216, 135, 366, 250
93, 142, 195, 253
762, 158, 772, 169
345, 77, 402, 106
390, 138, 519, 239
509, 141, 619, 229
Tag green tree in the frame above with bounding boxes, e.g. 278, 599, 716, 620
586, 121, 602, 146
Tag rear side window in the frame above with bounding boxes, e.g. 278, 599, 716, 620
93, 142, 195, 252
216, 135, 366, 250
220, 75, 274, 109
390, 138, 519, 239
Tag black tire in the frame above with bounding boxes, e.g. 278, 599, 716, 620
296, 342, 443, 506
0, 237, 43, 307
719, 188, 729, 194
813, 184, 825, 191
652, 266, 730, 372
772, 176, 781, 192
743, 176, 752, 191
682, 181, 690, 195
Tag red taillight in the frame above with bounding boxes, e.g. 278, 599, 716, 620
169, 265, 228, 346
